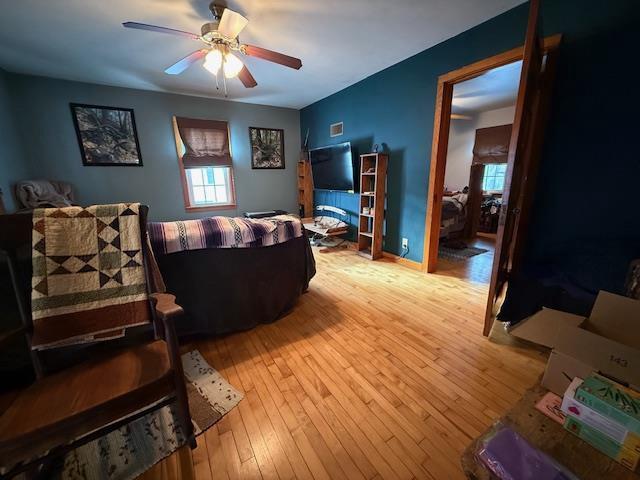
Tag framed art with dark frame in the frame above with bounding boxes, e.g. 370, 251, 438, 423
249, 127, 285, 169
70, 103, 143, 166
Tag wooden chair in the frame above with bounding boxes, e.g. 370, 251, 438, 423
0, 206, 195, 478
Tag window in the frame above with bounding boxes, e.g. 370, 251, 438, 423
173, 116, 236, 210
482, 164, 507, 192
186, 166, 233, 206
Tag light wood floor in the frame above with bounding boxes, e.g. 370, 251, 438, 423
146, 247, 546, 480
436, 236, 495, 284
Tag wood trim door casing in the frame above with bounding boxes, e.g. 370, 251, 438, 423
422, 34, 562, 274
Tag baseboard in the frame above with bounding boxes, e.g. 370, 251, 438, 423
314, 240, 423, 271
381, 252, 423, 271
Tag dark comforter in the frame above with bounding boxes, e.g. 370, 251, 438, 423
441, 197, 465, 221
154, 234, 316, 337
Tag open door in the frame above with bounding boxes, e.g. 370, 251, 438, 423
483, 0, 559, 336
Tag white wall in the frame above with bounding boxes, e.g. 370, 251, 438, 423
444, 105, 516, 191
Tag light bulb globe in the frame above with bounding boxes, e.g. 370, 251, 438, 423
203, 49, 222, 75
223, 52, 244, 78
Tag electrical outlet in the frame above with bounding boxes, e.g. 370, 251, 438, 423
402, 238, 409, 250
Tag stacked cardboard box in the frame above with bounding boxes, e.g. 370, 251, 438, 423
561, 375, 640, 471
509, 291, 640, 471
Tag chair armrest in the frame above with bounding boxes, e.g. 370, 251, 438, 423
149, 293, 184, 373
150, 293, 183, 322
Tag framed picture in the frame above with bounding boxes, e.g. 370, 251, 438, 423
249, 127, 285, 169
70, 103, 143, 166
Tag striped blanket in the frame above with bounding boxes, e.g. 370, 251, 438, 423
149, 215, 303, 256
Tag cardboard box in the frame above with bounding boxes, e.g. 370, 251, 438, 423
562, 377, 640, 453
542, 351, 593, 396
510, 291, 640, 396
564, 416, 640, 472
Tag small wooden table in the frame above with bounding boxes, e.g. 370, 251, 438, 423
461, 384, 639, 479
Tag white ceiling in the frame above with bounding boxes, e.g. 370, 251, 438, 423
0, 0, 526, 109
452, 60, 522, 114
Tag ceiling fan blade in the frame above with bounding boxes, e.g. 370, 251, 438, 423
242, 44, 302, 70
238, 65, 257, 88
217, 9, 248, 39
122, 22, 200, 40
165, 49, 208, 75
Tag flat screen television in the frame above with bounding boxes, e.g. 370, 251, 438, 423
309, 142, 356, 192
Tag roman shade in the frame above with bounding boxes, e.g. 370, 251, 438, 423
175, 116, 232, 168
472, 124, 512, 164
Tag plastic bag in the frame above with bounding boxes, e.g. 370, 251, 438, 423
475, 422, 578, 480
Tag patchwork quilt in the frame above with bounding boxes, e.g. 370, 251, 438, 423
31, 203, 150, 350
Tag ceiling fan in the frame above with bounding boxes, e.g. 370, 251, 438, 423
123, 2, 302, 94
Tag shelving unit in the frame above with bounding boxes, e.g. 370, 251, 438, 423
297, 150, 313, 218
357, 153, 388, 260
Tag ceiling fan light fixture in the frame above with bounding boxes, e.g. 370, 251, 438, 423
203, 48, 222, 75
223, 52, 244, 78
123, 4, 302, 91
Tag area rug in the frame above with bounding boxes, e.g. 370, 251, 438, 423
57, 350, 242, 480
438, 245, 489, 262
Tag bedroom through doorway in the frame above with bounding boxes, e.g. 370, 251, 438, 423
436, 61, 521, 283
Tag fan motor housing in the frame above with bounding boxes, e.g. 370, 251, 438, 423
201, 22, 220, 41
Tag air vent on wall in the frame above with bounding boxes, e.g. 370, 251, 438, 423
330, 122, 343, 137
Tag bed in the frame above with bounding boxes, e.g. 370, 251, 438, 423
440, 193, 468, 239
148, 215, 316, 337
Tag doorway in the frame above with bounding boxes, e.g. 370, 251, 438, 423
436, 60, 522, 284
422, 5, 562, 335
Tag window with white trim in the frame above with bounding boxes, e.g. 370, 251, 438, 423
185, 166, 233, 206
173, 116, 236, 210
482, 164, 507, 192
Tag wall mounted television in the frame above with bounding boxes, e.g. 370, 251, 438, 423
309, 142, 357, 192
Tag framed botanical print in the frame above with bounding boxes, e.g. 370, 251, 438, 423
249, 127, 285, 169
70, 103, 143, 166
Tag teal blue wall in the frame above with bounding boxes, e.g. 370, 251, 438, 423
301, 0, 640, 284
0, 69, 30, 212
6, 74, 300, 220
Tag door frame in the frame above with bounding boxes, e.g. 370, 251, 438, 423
422, 34, 562, 274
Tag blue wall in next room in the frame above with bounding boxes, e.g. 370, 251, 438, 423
5, 73, 300, 221
300, 0, 640, 290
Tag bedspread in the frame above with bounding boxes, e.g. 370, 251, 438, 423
148, 215, 303, 255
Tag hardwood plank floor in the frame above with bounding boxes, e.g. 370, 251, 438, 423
436, 236, 495, 284
152, 247, 546, 479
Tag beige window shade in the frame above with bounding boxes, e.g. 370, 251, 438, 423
472, 124, 512, 165
175, 116, 232, 167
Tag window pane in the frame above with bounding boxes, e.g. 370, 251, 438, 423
486, 164, 496, 176
189, 168, 204, 186
205, 168, 215, 185
213, 167, 226, 185
215, 185, 228, 203
497, 164, 508, 174
495, 176, 505, 191
204, 186, 216, 202
192, 186, 206, 203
